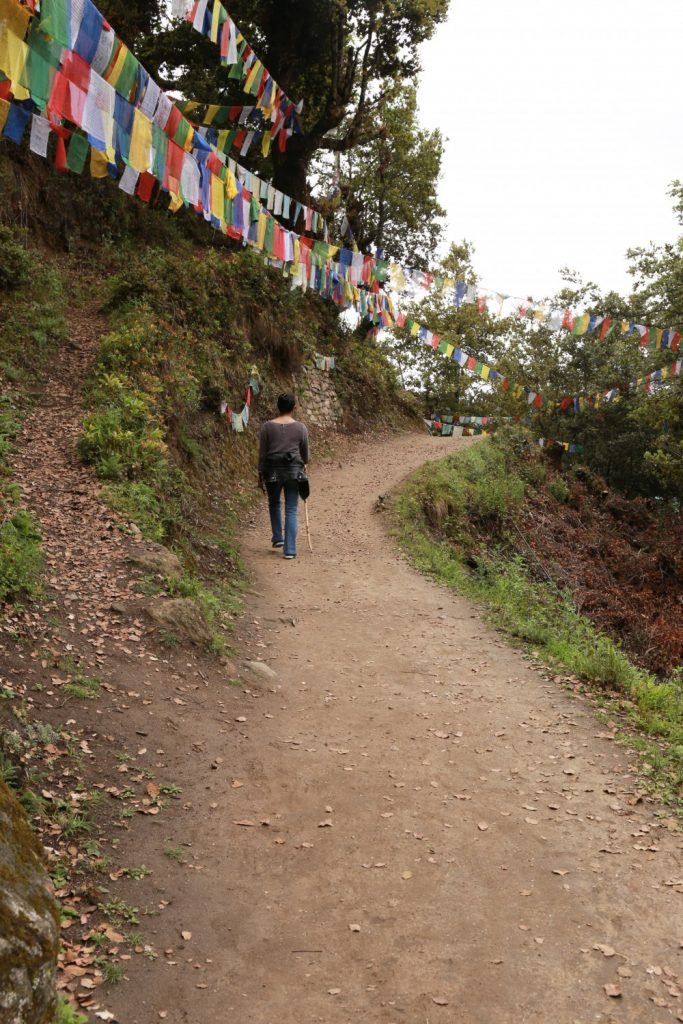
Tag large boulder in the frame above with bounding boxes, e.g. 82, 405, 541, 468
145, 597, 212, 644
0, 779, 60, 1024
127, 543, 182, 578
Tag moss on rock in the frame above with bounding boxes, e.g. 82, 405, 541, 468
0, 779, 60, 1024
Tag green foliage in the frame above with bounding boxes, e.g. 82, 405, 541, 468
328, 86, 445, 268
548, 478, 570, 503
392, 443, 683, 800
63, 675, 102, 700
0, 510, 43, 605
0, 225, 34, 291
102, 482, 167, 542
55, 998, 88, 1024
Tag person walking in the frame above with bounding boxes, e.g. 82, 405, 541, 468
258, 392, 309, 560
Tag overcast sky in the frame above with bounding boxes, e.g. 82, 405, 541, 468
417, 0, 683, 303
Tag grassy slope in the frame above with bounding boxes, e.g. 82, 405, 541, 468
391, 433, 683, 805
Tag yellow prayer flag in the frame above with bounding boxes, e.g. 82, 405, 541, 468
89, 148, 109, 178
257, 210, 267, 250
620, 321, 629, 334
0, 97, 10, 133
410, 322, 419, 337
0, 0, 30, 37
206, 104, 221, 126
105, 44, 129, 88
210, 0, 221, 43
655, 328, 663, 349
261, 130, 272, 158
245, 60, 262, 94
0, 27, 29, 101
575, 313, 589, 336
182, 124, 195, 152
445, 344, 455, 358
168, 193, 184, 213
210, 174, 225, 223
481, 365, 490, 380
128, 109, 152, 173
226, 168, 238, 200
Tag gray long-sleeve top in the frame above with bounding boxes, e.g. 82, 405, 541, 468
258, 420, 309, 478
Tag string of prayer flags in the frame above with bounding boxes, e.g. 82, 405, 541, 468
220, 371, 261, 433
313, 354, 336, 371
186, 0, 302, 155
0, 0, 374, 314
556, 358, 683, 414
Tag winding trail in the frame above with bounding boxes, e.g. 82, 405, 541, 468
105, 433, 682, 1024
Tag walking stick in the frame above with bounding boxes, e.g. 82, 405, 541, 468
304, 500, 313, 553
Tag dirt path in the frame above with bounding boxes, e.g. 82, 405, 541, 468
95, 433, 681, 1024
6, 329, 682, 1024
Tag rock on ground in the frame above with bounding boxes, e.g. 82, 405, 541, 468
0, 780, 60, 1024
144, 597, 212, 644
127, 543, 182, 579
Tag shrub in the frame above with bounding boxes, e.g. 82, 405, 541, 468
0, 509, 43, 603
549, 478, 570, 503
0, 226, 35, 290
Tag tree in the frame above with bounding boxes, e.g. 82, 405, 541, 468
385, 242, 515, 414
324, 86, 445, 268
98, 0, 163, 51
143, 0, 450, 200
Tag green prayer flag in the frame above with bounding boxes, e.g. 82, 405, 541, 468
67, 133, 90, 175
22, 50, 54, 109
173, 117, 191, 150
264, 215, 275, 255
115, 49, 139, 99
228, 61, 244, 81
40, 0, 70, 47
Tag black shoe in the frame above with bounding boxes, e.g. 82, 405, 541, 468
272, 541, 284, 548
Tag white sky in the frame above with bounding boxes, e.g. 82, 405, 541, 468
417, 0, 683, 303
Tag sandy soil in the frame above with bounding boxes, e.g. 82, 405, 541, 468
99, 432, 682, 1024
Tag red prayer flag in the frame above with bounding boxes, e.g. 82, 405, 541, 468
136, 172, 156, 204
598, 318, 613, 340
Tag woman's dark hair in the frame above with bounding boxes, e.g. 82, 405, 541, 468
277, 392, 296, 414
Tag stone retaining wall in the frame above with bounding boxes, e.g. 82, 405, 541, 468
296, 365, 343, 430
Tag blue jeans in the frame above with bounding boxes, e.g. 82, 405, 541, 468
267, 480, 299, 556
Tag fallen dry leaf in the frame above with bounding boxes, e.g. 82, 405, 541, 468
401, 870, 413, 880
477, 822, 489, 831
181, 931, 192, 941
349, 923, 361, 932
432, 996, 449, 1006
328, 988, 341, 995
604, 984, 622, 998
233, 820, 256, 827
